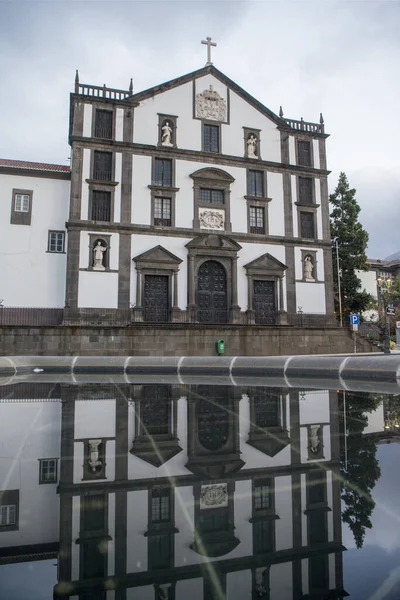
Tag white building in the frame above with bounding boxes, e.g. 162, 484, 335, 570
0, 57, 333, 325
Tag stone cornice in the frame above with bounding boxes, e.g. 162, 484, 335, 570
69, 137, 331, 177
66, 219, 332, 248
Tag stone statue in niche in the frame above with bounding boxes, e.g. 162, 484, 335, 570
247, 134, 258, 158
303, 255, 314, 281
255, 568, 269, 597
93, 240, 106, 271
88, 439, 103, 473
161, 121, 173, 146
309, 425, 321, 454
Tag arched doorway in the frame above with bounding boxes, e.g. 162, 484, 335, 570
197, 260, 228, 323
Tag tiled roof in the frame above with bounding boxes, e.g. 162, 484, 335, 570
0, 158, 70, 173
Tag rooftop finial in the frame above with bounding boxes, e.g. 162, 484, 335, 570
279, 105, 284, 118
320, 112, 324, 124
201, 36, 217, 66
129, 78, 133, 96
74, 70, 79, 93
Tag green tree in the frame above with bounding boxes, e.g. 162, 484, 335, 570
330, 172, 373, 315
339, 391, 381, 548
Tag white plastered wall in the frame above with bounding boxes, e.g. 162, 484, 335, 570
275, 475, 293, 551
83, 103, 92, 137
313, 139, 320, 170
268, 172, 285, 237
126, 490, 148, 573
0, 173, 69, 306
0, 403, 60, 548
133, 81, 201, 150
132, 154, 152, 226
115, 108, 124, 142
78, 231, 120, 308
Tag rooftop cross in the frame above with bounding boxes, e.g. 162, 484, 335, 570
201, 36, 217, 66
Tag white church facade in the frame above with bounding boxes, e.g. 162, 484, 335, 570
1, 57, 333, 325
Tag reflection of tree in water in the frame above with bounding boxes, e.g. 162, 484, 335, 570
339, 391, 381, 548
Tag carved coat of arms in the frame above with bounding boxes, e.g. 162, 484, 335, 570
199, 210, 224, 230
196, 85, 227, 121
200, 484, 228, 508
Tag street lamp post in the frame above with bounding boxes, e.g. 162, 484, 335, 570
377, 277, 392, 354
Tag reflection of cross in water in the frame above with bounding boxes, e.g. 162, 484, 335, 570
201, 36, 217, 66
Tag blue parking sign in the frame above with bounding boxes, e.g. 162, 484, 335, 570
350, 313, 360, 326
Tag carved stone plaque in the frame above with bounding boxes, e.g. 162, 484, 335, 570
200, 483, 228, 509
196, 85, 227, 121
199, 209, 224, 230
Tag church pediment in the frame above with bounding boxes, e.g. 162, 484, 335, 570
244, 253, 287, 275
190, 167, 234, 183
186, 234, 241, 251
133, 245, 182, 266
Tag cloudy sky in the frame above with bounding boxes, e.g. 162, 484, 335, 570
1, 0, 399, 257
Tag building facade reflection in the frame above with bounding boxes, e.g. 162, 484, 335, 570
0, 382, 347, 599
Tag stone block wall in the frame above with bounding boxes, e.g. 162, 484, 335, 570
0, 325, 374, 356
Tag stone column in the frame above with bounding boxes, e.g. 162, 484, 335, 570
231, 257, 241, 323
171, 270, 182, 322
188, 255, 197, 321
278, 276, 288, 325
246, 274, 255, 324
133, 268, 143, 322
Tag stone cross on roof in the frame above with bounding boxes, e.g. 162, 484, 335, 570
201, 36, 217, 66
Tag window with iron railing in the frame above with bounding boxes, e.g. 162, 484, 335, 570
199, 188, 224, 205
154, 159, 172, 187
297, 140, 312, 166
154, 197, 171, 226
300, 211, 315, 239
94, 109, 113, 139
93, 151, 112, 181
249, 206, 265, 234
248, 170, 264, 197
298, 177, 313, 204
91, 191, 111, 222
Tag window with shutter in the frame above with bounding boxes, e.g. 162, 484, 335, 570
94, 110, 113, 139
300, 212, 315, 239
154, 159, 172, 187
299, 177, 313, 204
203, 124, 220, 152
248, 170, 264, 197
297, 140, 312, 166
91, 191, 111, 222
93, 151, 112, 181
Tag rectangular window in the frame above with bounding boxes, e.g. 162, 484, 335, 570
199, 188, 224, 205
39, 459, 58, 483
94, 109, 113, 139
300, 211, 315, 239
151, 488, 171, 523
203, 124, 220, 153
297, 141, 312, 166
154, 159, 172, 187
91, 191, 111, 222
93, 151, 112, 181
248, 170, 264, 197
249, 206, 265, 234
0, 505, 16, 527
298, 177, 313, 204
154, 197, 171, 226
254, 520, 274, 553
254, 480, 272, 511
308, 471, 326, 505
48, 231, 65, 253
14, 193, 30, 212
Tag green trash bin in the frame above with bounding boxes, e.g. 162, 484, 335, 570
216, 339, 225, 355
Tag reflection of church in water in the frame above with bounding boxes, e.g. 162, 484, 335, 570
0, 383, 347, 599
